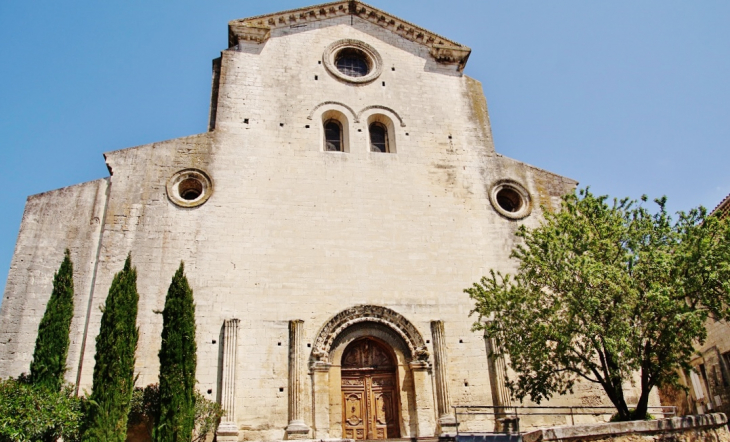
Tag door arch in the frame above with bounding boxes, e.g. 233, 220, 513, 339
341, 337, 401, 440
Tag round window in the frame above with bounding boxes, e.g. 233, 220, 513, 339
335, 48, 370, 77
167, 169, 213, 208
489, 180, 532, 220
322, 39, 382, 84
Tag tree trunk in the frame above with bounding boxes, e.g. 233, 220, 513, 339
632, 373, 653, 420
602, 380, 631, 420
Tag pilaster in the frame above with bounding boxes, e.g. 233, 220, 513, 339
431, 320, 457, 435
311, 361, 332, 439
485, 330, 512, 432
286, 320, 311, 439
217, 319, 240, 441
409, 361, 436, 437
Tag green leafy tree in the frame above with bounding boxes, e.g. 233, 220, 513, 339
30, 249, 75, 392
83, 254, 139, 441
465, 188, 730, 421
153, 263, 197, 442
0, 375, 86, 442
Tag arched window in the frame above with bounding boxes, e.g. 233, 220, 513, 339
324, 120, 343, 152
369, 122, 388, 153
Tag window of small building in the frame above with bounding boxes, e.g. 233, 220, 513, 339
723, 352, 730, 386
369, 122, 388, 153
324, 119, 343, 152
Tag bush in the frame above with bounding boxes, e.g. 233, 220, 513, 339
0, 375, 86, 442
609, 409, 655, 422
128, 384, 223, 442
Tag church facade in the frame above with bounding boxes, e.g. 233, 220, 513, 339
0, 2, 644, 441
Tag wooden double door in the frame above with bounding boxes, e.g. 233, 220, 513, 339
341, 338, 400, 440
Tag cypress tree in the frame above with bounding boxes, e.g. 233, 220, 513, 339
30, 249, 75, 391
83, 254, 139, 442
153, 262, 197, 442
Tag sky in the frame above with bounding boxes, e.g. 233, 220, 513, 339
0, 1, 728, 300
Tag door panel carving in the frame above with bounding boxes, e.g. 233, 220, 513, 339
341, 338, 400, 440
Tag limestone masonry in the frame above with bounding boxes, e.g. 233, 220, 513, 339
0, 2, 658, 441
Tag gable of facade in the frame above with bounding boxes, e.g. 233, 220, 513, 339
0, 3, 651, 441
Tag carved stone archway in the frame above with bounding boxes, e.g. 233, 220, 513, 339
309, 305, 436, 439
310, 305, 429, 366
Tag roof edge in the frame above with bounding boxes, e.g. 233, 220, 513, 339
228, 1, 471, 71
711, 193, 730, 218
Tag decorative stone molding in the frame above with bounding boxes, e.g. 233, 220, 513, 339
430, 44, 471, 70
488, 179, 532, 220
307, 101, 359, 122
166, 169, 213, 208
322, 39, 383, 84
310, 305, 429, 365
228, 1, 471, 71
229, 23, 270, 44
357, 105, 406, 127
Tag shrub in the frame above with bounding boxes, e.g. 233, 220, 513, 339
129, 384, 224, 442
0, 375, 85, 442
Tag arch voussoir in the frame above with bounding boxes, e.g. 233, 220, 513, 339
311, 305, 429, 365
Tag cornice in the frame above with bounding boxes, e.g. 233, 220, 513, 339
228, 1, 471, 71
711, 193, 730, 218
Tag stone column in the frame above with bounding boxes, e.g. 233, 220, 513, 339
409, 361, 436, 437
311, 361, 331, 439
431, 321, 457, 435
485, 330, 512, 432
217, 319, 240, 442
286, 320, 311, 439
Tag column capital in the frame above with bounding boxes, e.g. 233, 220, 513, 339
409, 360, 430, 371
311, 361, 332, 372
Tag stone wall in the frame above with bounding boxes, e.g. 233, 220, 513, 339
523, 413, 729, 442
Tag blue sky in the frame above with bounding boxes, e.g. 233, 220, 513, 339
0, 1, 729, 300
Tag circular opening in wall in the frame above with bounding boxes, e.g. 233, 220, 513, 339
496, 187, 523, 213
323, 39, 382, 84
489, 180, 532, 220
335, 48, 370, 77
179, 178, 203, 201
167, 169, 213, 208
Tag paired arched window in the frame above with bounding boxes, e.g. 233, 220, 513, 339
320, 112, 395, 153
324, 119, 343, 152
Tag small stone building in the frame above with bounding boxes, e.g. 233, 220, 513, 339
0, 2, 653, 440
660, 194, 730, 417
